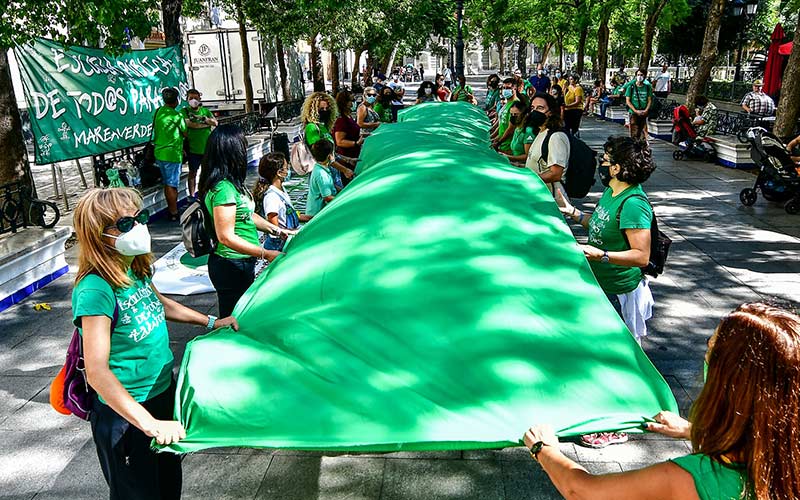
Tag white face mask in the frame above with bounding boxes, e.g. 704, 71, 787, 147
189, 98, 201, 108
636, 75, 644, 82
424, 87, 433, 95
103, 223, 152, 256
538, 69, 543, 75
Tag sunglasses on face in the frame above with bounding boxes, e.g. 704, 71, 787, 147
105, 210, 149, 233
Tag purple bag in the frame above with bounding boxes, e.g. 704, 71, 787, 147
61, 303, 119, 420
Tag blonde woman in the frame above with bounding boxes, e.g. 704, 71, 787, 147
357, 86, 381, 132
72, 188, 238, 499
301, 91, 353, 184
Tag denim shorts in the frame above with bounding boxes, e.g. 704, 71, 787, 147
156, 160, 182, 188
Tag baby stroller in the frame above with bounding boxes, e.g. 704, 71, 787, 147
671, 105, 717, 162
739, 127, 800, 215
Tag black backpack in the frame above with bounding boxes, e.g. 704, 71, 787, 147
616, 194, 672, 278
180, 199, 216, 258
542, 129, 597, 199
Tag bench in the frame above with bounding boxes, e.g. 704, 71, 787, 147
0, 180, 68, 312
705, 135, 755, 169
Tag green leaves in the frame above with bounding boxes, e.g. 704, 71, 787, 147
2, 0, 158, 53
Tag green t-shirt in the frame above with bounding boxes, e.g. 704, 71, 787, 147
451, 85, 474, 102
510, 125, 536, 156
587, 185, 652, 295
485, 88, 499, 111
497, 98, 517, 150
153, 106, 187, 163
671, 454, 747, 500
307, 163, 336, 216
373, 102, 393, 123
625, 81, 653, 113
305, 122, 333, 146
205, 179, 259, 259
71, 271, 173, 403
181, 106, 214, 155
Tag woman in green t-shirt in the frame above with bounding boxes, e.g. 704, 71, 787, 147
301, 91, 354, 187
522, 303, 800, 500
200, 125, 291, 317
498, 101, 534, 166
71, 188, 238, 499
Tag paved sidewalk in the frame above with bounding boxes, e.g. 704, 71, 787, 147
2, 94, 799, 499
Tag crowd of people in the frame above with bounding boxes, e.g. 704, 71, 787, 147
68, 71, 800, 500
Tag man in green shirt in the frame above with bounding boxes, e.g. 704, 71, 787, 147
153, 87, 187, 220
624, 69, 653, 141
491, 78, 519, 151
182, 89, 217, 197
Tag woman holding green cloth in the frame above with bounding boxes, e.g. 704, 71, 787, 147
200, 125, 291, 318
524, 302, 800, 500
373, 86, 395, 123
450, 75, 477, 105
499, 101, 535, 166
301, 92, 354, 187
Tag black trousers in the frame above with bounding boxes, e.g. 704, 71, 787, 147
207, 252, 256, 318
90, 383, 182, 500
563, 109, 583, 136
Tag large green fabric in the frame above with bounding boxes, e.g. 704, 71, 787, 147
161, 102, 677, 453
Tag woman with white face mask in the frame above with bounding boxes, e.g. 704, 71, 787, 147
415, 80, 439, 104
71, 188, 239, 500
357, 86, 381, 132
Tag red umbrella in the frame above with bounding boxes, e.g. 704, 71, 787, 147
763, 23, 785, 97
779, 42, 793, 56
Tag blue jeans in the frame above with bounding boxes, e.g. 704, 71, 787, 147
599, 98, 611, 119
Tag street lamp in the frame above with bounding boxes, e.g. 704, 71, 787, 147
732, 0, 759, 82
455, 0, 465, 79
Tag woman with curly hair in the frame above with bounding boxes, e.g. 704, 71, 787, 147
557, 136, 657, 450
524, 302, 800, 500
415, 80, 439, 104
301, 91, 353, 185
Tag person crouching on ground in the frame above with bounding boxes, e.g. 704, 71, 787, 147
201, 125, 288, 318
253, 152, 312, 252
306, 139, 337, 217
72, 188, 238, 500
525, 302, 800, 500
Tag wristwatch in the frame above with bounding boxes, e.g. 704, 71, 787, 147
529, 441, 546, 460
206, 315, 217, 329
600, 250, 610, 264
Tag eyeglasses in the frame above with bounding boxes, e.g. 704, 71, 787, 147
105, 210, 149, 233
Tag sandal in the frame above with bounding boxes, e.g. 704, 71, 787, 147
579, 432, 628, 449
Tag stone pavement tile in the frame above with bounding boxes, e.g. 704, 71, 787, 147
0, 429, 91, 499
501, 460, 624, 500
462, 443, 579, 462
255, 455, 384, 500
0, 375, 49, 425
341, 450, 461, 460
380, 458, 504, 500
572, 436, 690, 463
182, 452, 274, 500
26, 437, 108, 500
0, 334, 68, 378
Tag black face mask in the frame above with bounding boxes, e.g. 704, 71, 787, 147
598, 160, 612, 187
509, 115, 521, 125
528, 110, 547, 129
489, 79, 499, 88
318, 109, 331, 122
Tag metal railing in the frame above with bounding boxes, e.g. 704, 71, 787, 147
0, 181, 60, 234
218, 112, 261, 135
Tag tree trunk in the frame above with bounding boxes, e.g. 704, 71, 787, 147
558, 35, 564, 71
686, 0, 726, 110
235, 2, 253, 113
597, 10, 611, 84
161, 0, 183, 50
330, 51, 340, 94
541, 41, 553, 65
381, 45, 397, 77
639, 0, 669, 71
774, 14, 800, 138
496, 39, 505, 74
517, 39, 527, 73
364, 52, 375, 86
576, 25, 589, 76
351, 47, 364, 89
309, 34, 325, 92
0, 52, 33, 189
276, 37, 291, 101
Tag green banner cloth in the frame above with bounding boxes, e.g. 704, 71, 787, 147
14, 38, 187, 164
162, 102, 677, 453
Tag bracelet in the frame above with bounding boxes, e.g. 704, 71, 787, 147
206, 315, 217, 329
573, 209, 583, 222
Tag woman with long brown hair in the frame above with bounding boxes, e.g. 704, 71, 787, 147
72, 188, 238, 499
523, 302, 800, 500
